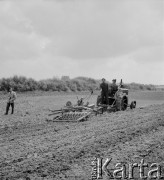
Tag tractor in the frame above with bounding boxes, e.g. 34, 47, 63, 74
97, 81, 136, 111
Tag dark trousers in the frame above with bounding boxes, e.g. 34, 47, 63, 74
101, 92, 109, 105
5, 102, 14, 114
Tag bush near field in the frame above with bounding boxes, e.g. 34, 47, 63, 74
0, 75, 159, 92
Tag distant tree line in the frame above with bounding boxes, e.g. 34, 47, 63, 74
0, 75, 158, 92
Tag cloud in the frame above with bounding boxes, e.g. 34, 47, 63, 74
0, 1, 50, 61
131, 46, 164, 63
18, 0, 163, 59
0, 0, 163, 84
0, 0, 163, 60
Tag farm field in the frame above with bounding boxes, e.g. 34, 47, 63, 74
0, 90, 164, 179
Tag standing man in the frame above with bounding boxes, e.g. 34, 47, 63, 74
5, 87, 17, 115
100, 78, 109, 105
110, 79, 118, 97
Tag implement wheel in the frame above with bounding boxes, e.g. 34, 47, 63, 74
66, 101, 72, 107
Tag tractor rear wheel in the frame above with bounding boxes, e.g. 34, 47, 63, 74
121, 96, 128, 110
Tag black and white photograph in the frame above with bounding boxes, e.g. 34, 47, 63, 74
0, 0, 164, 179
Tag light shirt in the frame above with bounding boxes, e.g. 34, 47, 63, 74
8, 91, 17, 103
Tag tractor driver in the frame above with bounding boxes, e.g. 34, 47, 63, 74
110, 79, 118, 97
100, 78, 109, 105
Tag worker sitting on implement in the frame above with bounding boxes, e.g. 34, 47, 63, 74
109, 79, 118, 97
4, 87, 17, 115
100, 78, 109, 105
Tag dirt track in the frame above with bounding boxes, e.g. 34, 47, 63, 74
0, 93, 164, 180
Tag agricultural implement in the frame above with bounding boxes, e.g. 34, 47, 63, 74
47, 91, 103, 122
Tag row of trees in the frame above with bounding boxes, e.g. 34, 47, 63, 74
0, 75, 157, 92
0, 76, 99, 92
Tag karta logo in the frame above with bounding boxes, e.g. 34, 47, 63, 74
91, 158, 164, 179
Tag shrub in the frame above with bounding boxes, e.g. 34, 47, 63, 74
0, 76, 157, 92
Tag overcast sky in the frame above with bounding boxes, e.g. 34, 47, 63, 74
0, 0, 163, 84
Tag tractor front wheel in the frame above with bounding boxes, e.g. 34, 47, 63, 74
130, 101, 136, 109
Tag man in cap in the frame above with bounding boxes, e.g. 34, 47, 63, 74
110, 79, 118, 97
4, 87, 17, 115
100, 78, 109, 105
